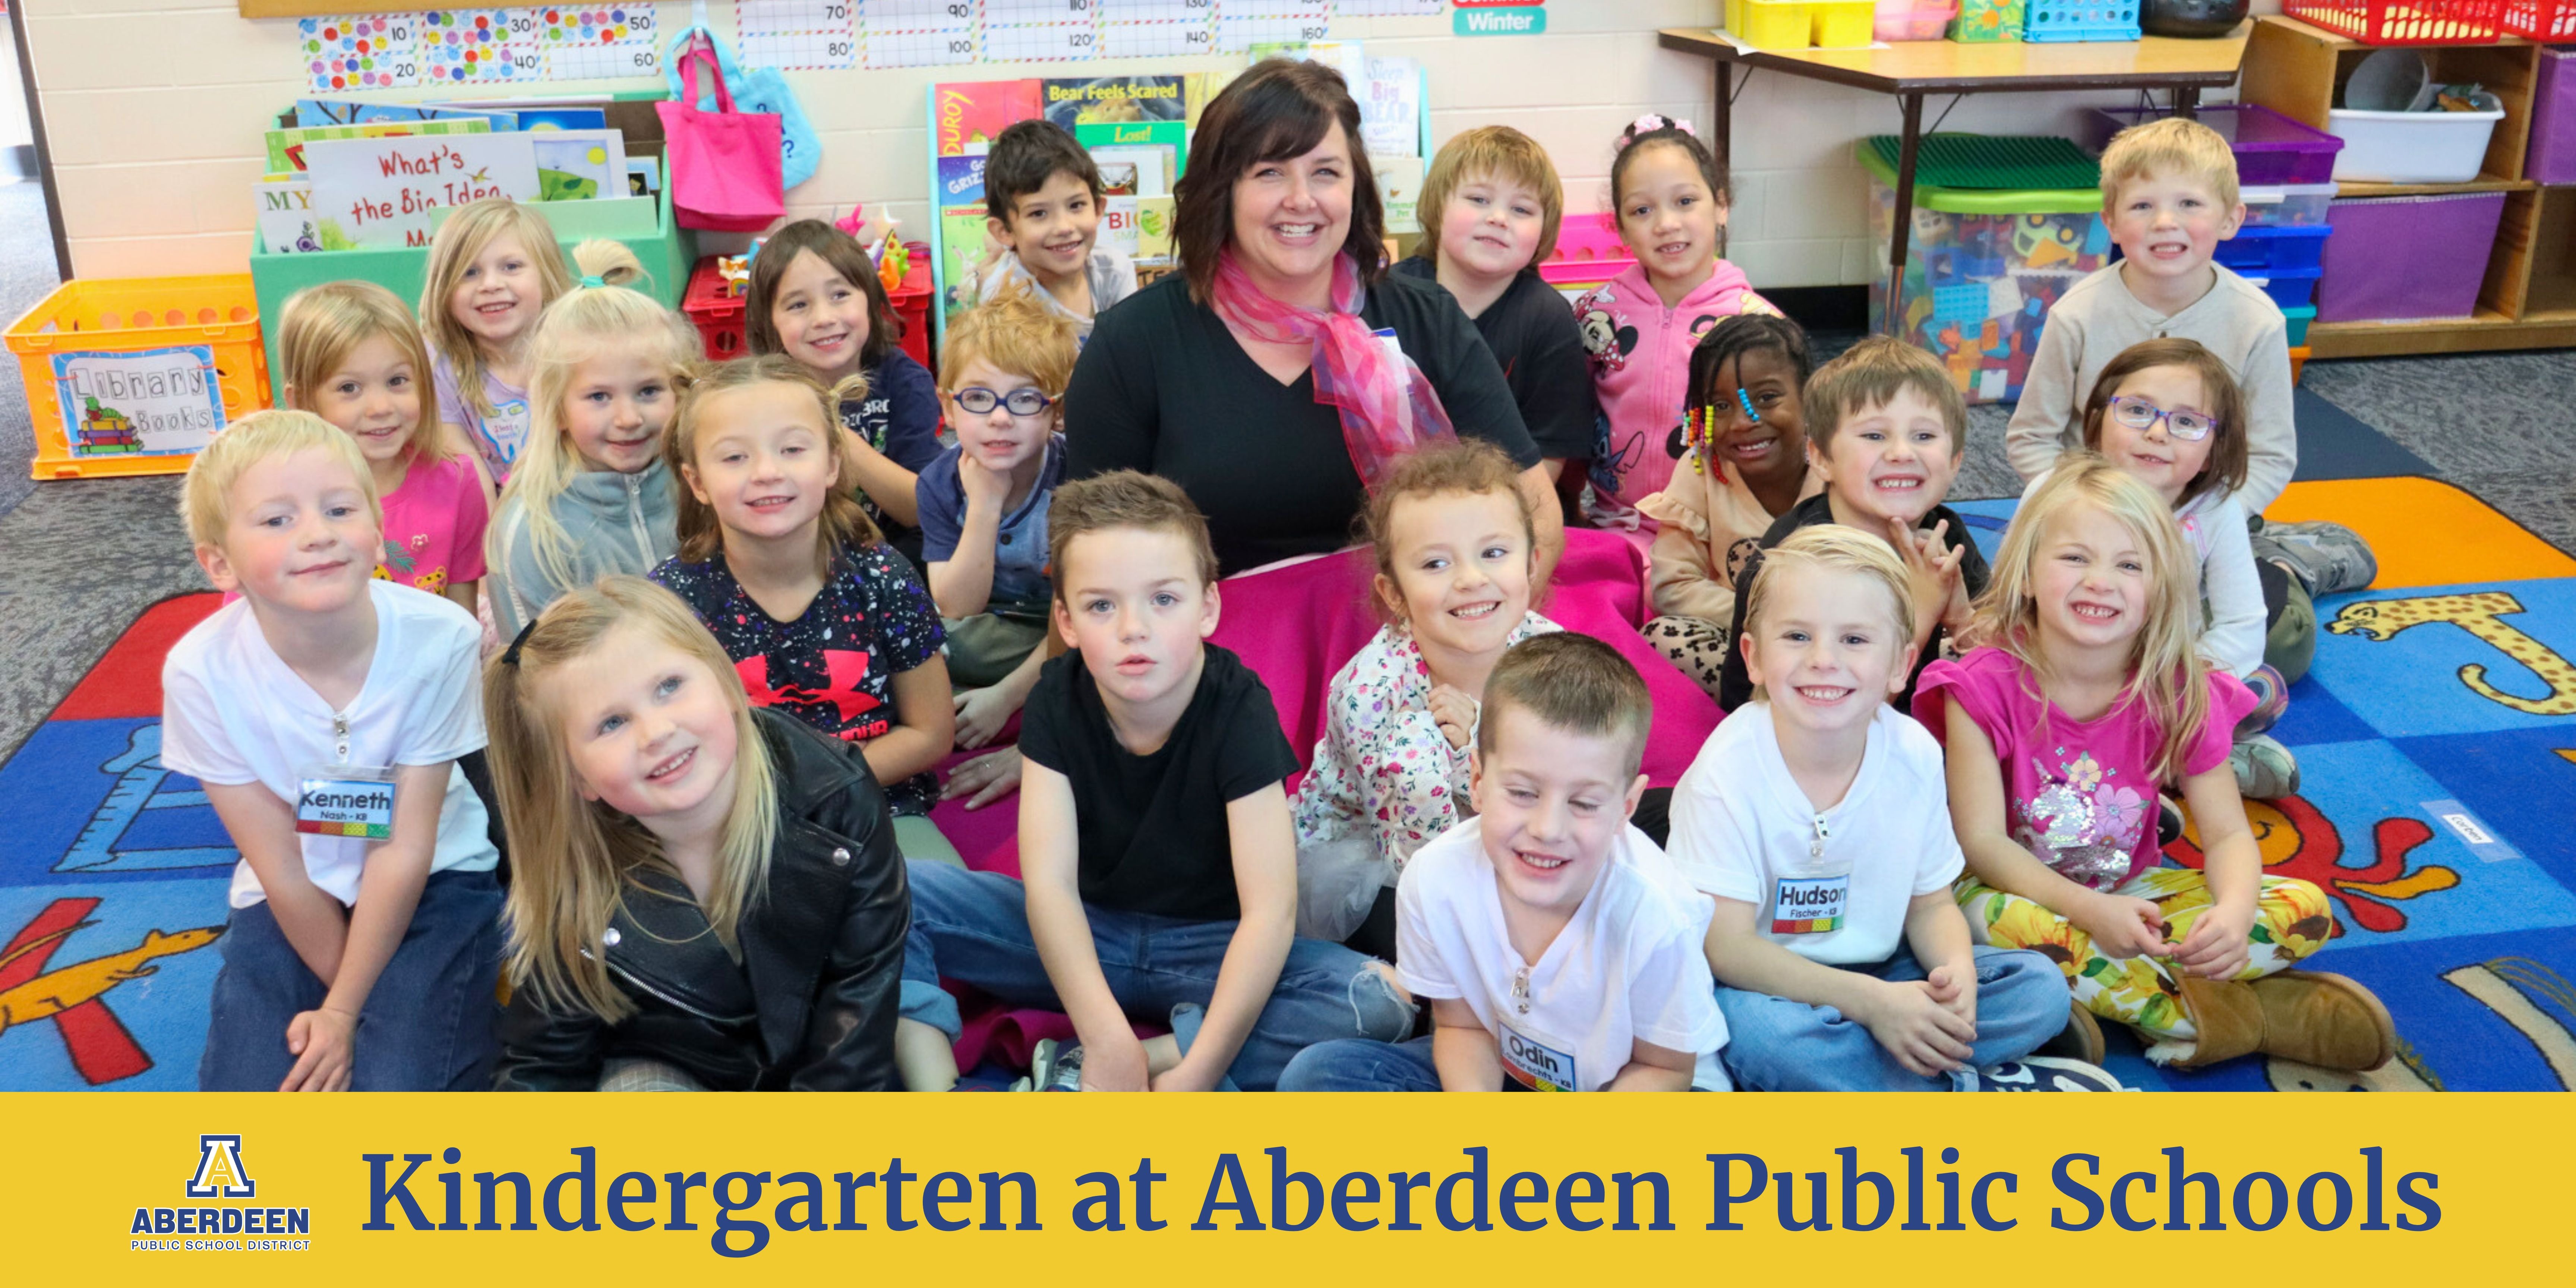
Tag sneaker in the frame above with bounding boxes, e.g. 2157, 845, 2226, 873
2232, 733, 2302, 800
2038, 1001, 2107, 1065
2253, 521, 2377, 597
1026, 1038, 1085, 1092
1974, 1056, 2130, 1091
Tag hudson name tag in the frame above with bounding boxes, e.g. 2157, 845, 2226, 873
1771, 874, 1849, 934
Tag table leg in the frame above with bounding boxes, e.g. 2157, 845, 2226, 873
2175, 86, 2200, 120
1712, 61, 1733, 168
1883, 91, 1925, 337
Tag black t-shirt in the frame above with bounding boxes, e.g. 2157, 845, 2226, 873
1063, 269, 1542, 576
1390, 258, 1598, 464
1017, 643, 1301, 922
1715, 493, 1993, 715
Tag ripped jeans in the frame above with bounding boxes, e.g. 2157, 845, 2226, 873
897, 861, 1414, 1090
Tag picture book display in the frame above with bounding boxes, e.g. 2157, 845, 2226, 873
302, 131, 543, 249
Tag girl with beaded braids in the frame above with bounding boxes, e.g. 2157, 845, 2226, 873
1636, 314, 1821, 698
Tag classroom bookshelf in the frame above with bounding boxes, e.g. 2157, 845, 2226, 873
2242, 14, 2576, 359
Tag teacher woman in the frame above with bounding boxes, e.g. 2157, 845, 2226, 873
1064, 58, 1564, 578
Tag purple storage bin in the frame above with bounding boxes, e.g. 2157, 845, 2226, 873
2084, 105, 2343, 186
2529, 48, 2576, 184
2317, 193, 2505, 323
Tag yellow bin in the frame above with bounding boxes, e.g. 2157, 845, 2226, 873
6, 274, 269, 481
1813, 0, 1878, 44
1739, 0, 1815, 47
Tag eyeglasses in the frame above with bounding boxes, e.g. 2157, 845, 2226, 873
951, 386, 1055, 417
2108, 394, 2216, 442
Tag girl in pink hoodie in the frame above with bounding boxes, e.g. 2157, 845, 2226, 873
1574, 116, 1781, 540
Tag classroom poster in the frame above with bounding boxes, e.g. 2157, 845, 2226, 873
50, 347, 226, 459
302, 132, 541, 249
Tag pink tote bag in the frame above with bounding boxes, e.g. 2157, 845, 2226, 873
656, 35, 784, 233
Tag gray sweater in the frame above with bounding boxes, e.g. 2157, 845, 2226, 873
2005, 262, 2296, 515
487, 459, 680, 637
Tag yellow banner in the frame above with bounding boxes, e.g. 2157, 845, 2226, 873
6, 1093, 2558, 1279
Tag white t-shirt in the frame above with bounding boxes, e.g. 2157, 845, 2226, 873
161, 580, 498, 910
1668, 701, 1964, 966
1396, 818, 1726, 1092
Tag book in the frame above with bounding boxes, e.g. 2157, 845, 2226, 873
254, 175, 328, 255
1088, 146, 1168, 199
938, 154, 989, 211
1376, 154, 1427, 236
1042, 75, 1187, 129
1100, 195, 1175, 263
295, 99, 516, 129
531, 129, 626, 202
934, 79, 1042, 157
1363, 57, 1424, 158
1075, 120, 1187, 180
265, 119, 492, 174
304, 132, 542, 249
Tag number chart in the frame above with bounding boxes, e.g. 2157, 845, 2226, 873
294, 1, 1435, 90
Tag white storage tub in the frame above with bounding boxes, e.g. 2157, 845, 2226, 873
2326, 107, 2505, 184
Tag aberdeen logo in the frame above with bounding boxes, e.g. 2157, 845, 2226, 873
188, 1134, 255, 1199
132, 1134, 311, 1252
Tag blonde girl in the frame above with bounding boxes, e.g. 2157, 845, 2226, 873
1571, 115, 1781, 537
744, 219, 944, 554
2070, 337, 2307, 801
277, 280, 487, 614
421, 198, 576, 482
1290, 440, 1559, 958
650, 356, 960, 867
486, 240, 700, 638
484, 576, 909, 1091
1918, 457, 2393, 1073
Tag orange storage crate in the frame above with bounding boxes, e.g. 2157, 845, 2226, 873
684, 251, 934, 374
6, 274, 269, 481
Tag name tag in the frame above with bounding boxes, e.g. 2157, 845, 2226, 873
1771, 874, 1849, 934
296, 765, 395, 839
1499, 1019, 1578, 1092
1372, 325, 1405, 370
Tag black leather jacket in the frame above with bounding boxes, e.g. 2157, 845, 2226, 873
494, 708, 910, 1091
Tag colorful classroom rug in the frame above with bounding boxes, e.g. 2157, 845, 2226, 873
3, 477, 2572, 1092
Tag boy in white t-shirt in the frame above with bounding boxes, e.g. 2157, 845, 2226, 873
1279, 633, 1724, 1092
161, 411, 502, 1092
1671, 527, 2114, 1092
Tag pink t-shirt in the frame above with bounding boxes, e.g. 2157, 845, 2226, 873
1915, 646, 2254, 890
378, 453, 490, 596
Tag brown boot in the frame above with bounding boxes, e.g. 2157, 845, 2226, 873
2164, 975, 2266, 1068
2250, 971, 2397, 1071
2039, 1000, 2106, 1064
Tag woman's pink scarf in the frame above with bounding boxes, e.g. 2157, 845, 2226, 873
1209, 248, 1455, 490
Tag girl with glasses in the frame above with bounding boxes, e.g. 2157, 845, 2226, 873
2053, 338, 2305, 801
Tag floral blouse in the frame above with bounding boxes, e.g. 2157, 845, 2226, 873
1292, 613, 1561, 878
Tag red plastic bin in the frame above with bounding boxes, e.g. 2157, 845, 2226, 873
681, 257, 746, 362
2284, 0, 2500, 44
2501, 0, 2576, 41
684, 249, 934, 373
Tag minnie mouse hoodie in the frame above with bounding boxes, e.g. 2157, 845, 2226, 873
1573, 259, 1778, 535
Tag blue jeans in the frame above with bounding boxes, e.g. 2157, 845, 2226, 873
1278, 1034, 1443, 1092
199, 869, 503, 1091
898, 861, 1414, 1091
1715, 943, 2066, 1091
